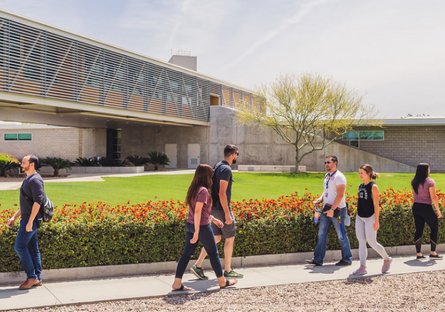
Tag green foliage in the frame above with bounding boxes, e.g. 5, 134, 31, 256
42, 157, 72, 177
147, 151, 170, 170
74, 157, 96, 167
0, 153, 20, 177
125, 155, 150, 166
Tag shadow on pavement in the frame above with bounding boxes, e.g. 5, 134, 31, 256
404, 259, 437, 267
304, 264, 343, 274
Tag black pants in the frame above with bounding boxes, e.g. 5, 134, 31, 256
175, 222, 223, 279
412, 202, 438, 252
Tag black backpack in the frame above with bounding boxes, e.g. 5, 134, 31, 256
21, 185, 54, 222
211, 162, 226, 205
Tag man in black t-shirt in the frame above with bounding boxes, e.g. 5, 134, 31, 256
7, 155, 45, 290
191, 144, 244, 279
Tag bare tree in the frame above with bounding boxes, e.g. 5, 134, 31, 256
236, 73, 381, 171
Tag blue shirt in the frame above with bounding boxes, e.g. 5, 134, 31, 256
212, 160, 233, 211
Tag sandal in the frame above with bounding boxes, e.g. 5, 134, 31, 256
172, 284, 192, 291
220, 279, 238, 289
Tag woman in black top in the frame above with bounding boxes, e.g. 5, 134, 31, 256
353, 164, 392, 275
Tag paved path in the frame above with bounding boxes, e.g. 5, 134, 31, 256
1, 255, 444, 311
0, 170, 196, 191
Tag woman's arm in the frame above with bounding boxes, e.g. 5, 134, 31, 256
372, 184, 380, 231
429, 186, 442, 218
191, 202, 204, 244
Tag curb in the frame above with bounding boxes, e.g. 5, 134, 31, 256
1, 244, 443, 285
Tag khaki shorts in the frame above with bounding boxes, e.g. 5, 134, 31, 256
211, 208, 236, 239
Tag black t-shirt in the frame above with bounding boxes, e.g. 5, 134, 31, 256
212, 160, 232, 211
357, 181, 375, 218
20, 173, 45, 220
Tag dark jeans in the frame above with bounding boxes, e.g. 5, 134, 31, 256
175, 222, 223, 279
412, 202, 438, 252
14, 218, 42, 280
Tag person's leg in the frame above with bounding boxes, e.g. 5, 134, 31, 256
173, 227, 198, 290
332, 209, 352, 263
195, 235, 221, 267
223, 237, 235, 272
14, 219, 38, 280
355, 215, 368, 267
412, 204, 425, 255
194, 209, 224, 268
198, 225, 223, 278
364, 214, 389, 260
26, 227, 42, 283
313, 213, 332, 265
423, 206, 439, 254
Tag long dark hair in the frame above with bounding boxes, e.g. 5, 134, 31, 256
185, 164, 213, 206
411, 163, 429, 194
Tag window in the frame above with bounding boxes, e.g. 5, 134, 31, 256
343, 131, 383, 148
4, 133, 32, 141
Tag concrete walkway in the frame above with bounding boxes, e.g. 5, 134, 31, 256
1, 255, 444, 311
0, 170, 196, 191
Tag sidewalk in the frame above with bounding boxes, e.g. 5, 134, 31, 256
1, 255, 444, 311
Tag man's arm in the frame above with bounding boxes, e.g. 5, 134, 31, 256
7, 208, 21, 228
219, 180, 232, 225
26, 202, 41, 232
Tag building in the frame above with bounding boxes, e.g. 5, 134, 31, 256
1, 9, 444, 173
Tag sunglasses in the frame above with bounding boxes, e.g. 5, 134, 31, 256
324, 161, 332, 164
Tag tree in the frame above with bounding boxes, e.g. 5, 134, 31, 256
125, 155, 150, 166
236, 73, 381, 171
147, 152, 170, 171
42, 157, 72, 177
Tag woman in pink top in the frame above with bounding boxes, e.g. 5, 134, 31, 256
411, 163, 442, 260
172, 164, 237, 291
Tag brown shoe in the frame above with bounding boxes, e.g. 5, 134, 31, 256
34, 280, 43, 287
19, 278, 38, 290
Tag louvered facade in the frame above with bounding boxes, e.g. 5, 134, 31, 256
0, 10, 254, 127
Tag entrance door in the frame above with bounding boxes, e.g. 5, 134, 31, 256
165, 144, 177, 169
187, 144, 200, 169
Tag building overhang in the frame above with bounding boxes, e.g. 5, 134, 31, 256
0, 91, 209, 129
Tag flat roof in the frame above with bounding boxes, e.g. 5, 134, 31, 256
382, 117, 445, 126
0, 8, 253, 94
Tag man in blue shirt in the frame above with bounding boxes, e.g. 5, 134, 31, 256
191, 144, 243, 279
7, 155, 45, 290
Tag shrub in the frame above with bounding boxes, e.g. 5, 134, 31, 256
0, 153, 20, 177
147, 152, 169, 171
125, 155, 150, 166
0, 188, 444, 272
74, 157, 96, 167
42, 157, 72, 177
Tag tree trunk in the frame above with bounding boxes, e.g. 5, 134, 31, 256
295, 146, 300, 172
54, 168, 59, 177
154, 164, 159, 171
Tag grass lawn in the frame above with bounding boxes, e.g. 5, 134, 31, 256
1, 172, 445, 209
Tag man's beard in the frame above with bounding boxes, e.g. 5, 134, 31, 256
22, 165, 30, 173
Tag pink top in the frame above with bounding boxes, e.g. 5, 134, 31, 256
187, 187, 212, 225
413, 177, 435, 205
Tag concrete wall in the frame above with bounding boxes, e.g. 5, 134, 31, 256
121, 124, 210, 168
80, 129, 107, 159
209, 106, 415, 173
337, 126, 445, 172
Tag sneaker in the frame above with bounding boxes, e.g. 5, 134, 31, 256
417, 255, 426, 260
224, 270, 243, 278
353, 266, 367, 275
190, 265, 208, 280
335, 260, 352, 266
430, 254, 443, 260
305, 259, 322, 266
382, 257, 392, 273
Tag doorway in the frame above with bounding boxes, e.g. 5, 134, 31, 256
187, 144, 200, 169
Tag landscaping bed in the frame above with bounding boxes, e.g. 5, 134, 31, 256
1, 188, 444, 272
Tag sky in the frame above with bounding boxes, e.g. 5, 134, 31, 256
0, 0, 444, 118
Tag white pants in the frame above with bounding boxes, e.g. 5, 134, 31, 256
355, 214, 388, 266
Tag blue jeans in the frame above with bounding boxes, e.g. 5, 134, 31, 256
14, 218, 42, 280
313, 207, 352, 265
175, 222, 223, 279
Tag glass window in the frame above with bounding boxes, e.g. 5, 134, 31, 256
359, 131, 384, 140
349, 140, 359, 148
4, 134, 18, 140
18, 133, 32, 140
343, 131, 359, 140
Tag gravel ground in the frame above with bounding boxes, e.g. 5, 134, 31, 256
22, 270, 445, 312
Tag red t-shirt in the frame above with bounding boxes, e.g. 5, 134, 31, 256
413, 177, 435, 205
187, 187, 212, 225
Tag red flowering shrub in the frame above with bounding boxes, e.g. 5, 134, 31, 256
0, 188, 444, 272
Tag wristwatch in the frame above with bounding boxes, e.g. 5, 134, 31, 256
330, 207, 335, 211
